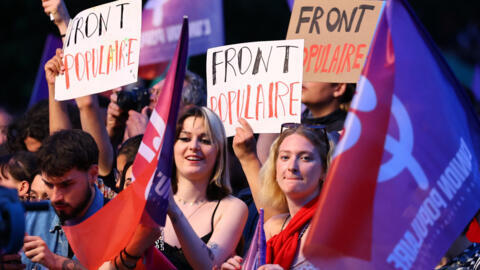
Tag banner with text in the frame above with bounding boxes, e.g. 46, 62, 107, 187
55, 0, 141, 100
140, 0, 224, 65
207, 40, 304, 137
287, 0, 384, 83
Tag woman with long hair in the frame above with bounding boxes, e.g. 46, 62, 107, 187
225, 121, 331, 269
158, 106, 248, 269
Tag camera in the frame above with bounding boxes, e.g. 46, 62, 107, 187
116, 87, 151, 112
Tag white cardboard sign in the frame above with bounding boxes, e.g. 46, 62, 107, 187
207, 40, 304, 137
55, 0, 142, 100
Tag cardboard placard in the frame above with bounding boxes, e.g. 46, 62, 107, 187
287, 0, 384, 83
55, 0, 142, 100
207, 40, 304, 137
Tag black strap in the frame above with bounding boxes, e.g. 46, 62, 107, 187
210, 200, 221, 231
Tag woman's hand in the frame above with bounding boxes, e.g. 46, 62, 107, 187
44, 49, 64, 86
233, 118, 257, 162
220, 255, 243, 270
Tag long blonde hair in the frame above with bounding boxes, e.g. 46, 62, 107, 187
260, 126, 331, 211
172, 106, 231, 200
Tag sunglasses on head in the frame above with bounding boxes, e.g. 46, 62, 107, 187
280, 122, 330, 155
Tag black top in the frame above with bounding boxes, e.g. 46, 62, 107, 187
160, 200, 221, 269
301, 108, 347, 133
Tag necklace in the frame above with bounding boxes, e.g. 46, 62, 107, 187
155, 200, 208, 251
174, 196, 207, 206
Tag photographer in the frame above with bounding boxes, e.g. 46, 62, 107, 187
106, 70, 207, 149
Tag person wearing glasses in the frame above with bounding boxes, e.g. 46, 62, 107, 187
224, 121, 331, 269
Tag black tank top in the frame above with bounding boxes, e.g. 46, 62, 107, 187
160, 200, 221, 269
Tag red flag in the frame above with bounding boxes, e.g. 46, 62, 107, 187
303, 7, 395, 261
62, 17, 189, 269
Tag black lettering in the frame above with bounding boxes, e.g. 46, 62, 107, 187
338, 7, 357, 32
326, 8, 341, 32
296, 6, 313, 33
277, 45, 298, 73
224, 48, 237, 82
212, 50, 223, 86
99, 7, 111, 35
85, 13, 99, 38
355, 5, 375, 32
309, 7, 324, 34
116, 3, 130, 29
238, 47, 252, 75
252, 47, 272, 75
74, 17, 85, 45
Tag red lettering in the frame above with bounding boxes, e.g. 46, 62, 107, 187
227, 91, 236, 125
353, 44, 367, 69
289, 82, 300, 116
256, 84, 266, 120
218, 93, 227, 122
127, 38, 138, 66
107, 45, 115, 75
63, 54, 74, 89
335, 43, 348, 74
209, 96, 217, 113
74, 53, 85, 81
244, 85, 254, 119
84, 50, 92, 80
275, 81, 289, 118
339, 43, 356, 73
314, 45, 324, 72
321, 44, 331, 73
91, 49, 97, 78
328, 45, 341, 73
115, 40, 119, 71
99, 45, 105, 75
303, 47, 308, 66
268, 82, 274, 118
305, 45, 319, 72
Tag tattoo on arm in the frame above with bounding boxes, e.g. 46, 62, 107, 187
204, 242, 217, 261
62, 259, 85, 270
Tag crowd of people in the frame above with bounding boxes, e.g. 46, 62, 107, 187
2, 0, 480, 270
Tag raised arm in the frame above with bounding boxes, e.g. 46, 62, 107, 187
233, 119, 283, 220
167, 195, 248, 269
75, 95, 114, 176
41, 0, 70, 43
45, 49, 71, 134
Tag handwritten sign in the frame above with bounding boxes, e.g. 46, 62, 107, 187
286, 0, 384, 83
207, 40, 304, 137
140, 0, 224, 65
55, 0, 142, 100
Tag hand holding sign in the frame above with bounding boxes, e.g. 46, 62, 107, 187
44, 48, 64, 86
207, 40, 304, 136
55, 0, 142, 101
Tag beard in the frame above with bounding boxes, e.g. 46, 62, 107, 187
53, 185, 93, 223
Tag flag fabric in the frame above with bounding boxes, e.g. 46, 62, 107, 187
62, 17, 189, 269
471, 64, 480, 101
304, 0, 480, 269
139, 0, 224, 79
28, 34, 62, 108
242, 209, 266, 270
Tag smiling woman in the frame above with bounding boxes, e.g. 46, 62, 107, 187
159, 105, 248, 270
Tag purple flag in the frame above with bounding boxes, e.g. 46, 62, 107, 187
305, 0, 480, 269
242, 209, 266, 270
140, 0, 224, 66
471, 64, 480, 101
29, 34, 62, 108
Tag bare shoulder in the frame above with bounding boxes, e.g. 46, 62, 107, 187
218, 195, 248, 213
264, 213, 289, 239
